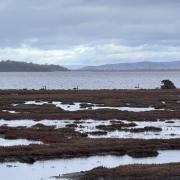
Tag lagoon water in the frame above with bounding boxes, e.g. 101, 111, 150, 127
0, 71, 180, 89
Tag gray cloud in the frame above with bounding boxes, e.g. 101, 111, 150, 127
0, 0, 179, 65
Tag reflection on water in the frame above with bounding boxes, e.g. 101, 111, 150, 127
24, 101, 159, 112
0, 138, 43, 147
0, 150, 179, 180
1, 119, 180, 139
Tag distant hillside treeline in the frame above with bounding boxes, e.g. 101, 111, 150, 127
0, 60, 69, 72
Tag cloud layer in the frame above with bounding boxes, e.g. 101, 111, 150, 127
0, 0, 179, 66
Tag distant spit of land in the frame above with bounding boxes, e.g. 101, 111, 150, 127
0, 60, 69, 72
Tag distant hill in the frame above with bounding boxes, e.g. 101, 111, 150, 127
80, 61, 180, 71
0, 60, 69, 72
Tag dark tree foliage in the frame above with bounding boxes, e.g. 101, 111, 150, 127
0, 60, 69, 72
161, 79, 176, 89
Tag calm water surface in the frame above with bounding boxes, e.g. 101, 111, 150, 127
0, 150, 179, 180
0, 71, 180, 89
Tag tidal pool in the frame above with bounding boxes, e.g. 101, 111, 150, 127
89, 119, 180, 139
0, 119, 180, 139
0, 150, 179, 180
24, 101, 160, 112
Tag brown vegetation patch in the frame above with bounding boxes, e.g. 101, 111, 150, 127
96, 124, 162, 133
0, 124, 179, 163
0, 89, 180, 121
65, 124, 78, 128
127, 149, 159, 158
77, 163, 180, 180
88, 131, 108, 136
127, 126, 162, 133
80, 103, 94, 109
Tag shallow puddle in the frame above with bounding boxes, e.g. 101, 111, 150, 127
92, 106, 157, 112
24, 101, 160, 112
89, 119, 180, 139
0, 138, 42, 147
0, 119, 70, 128
0, 150, 179, 180
2, 110, 19, 114
25, 101, 49, 106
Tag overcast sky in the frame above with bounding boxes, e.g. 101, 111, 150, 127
0, 0, 179, 66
